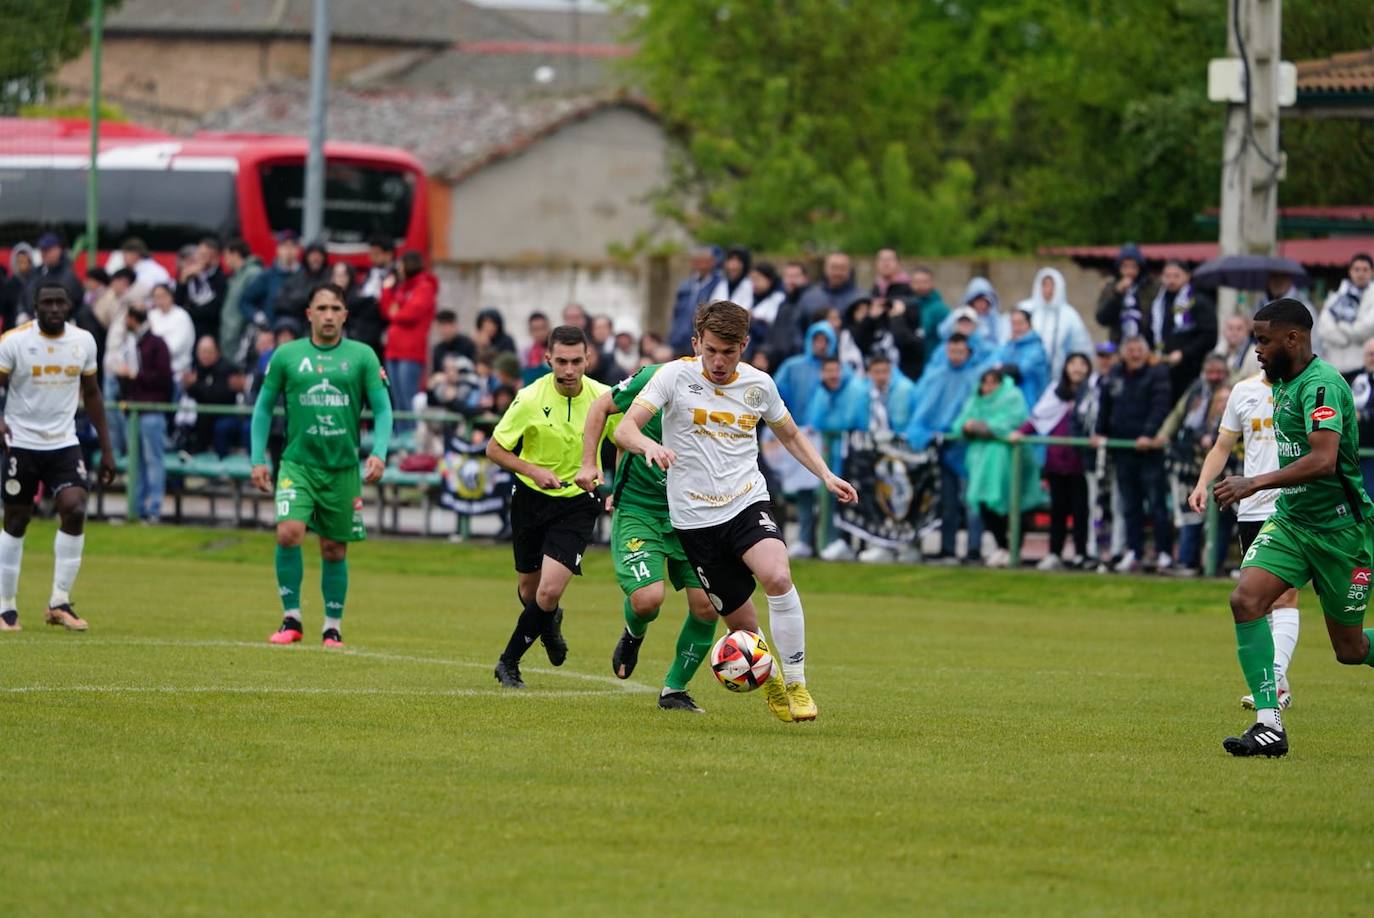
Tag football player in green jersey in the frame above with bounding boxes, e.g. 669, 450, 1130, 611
1215, 297, 1374, 757
250, 282, 393, 647
575, 362, 758, 715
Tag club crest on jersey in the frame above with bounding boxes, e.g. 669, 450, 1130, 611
1311, 406, 1336, 422
743, 386, 765, 409
625, 537, 645, 552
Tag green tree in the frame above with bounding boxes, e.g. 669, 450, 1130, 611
0, 0, 120, 115
619, 0, 1374, 253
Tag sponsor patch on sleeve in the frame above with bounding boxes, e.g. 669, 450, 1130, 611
1310, 406, 1337, 422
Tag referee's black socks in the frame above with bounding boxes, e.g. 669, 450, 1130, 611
501, 599, 557, 664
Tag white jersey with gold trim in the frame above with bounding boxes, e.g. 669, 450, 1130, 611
634, 358, 791, 529
0, 321, 98, 450
1218, 372, 1278, 522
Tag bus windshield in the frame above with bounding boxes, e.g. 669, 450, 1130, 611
0, 168, 239, 251
258, 162, 415, 245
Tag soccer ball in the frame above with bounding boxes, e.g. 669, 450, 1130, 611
709, 630, 774, 693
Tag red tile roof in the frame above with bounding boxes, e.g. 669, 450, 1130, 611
1041, 236, 1374, 269
1296, 48, 1374, 95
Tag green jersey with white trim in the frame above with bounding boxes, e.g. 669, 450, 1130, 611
610, 364, 668, 516
260, 338, 386, 470
1269, 356, 1373, 531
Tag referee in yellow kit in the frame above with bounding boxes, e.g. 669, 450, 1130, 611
486, 324, 619, 688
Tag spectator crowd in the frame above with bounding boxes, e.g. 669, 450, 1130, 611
2, 228, 1372, 576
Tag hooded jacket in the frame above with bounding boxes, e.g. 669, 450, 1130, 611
904, 345, 988, 451
949, 375, 1044, 515
995, 330, 1051, 408
849, 367, 920, 435
0, 243, 37, 329
24, 250, 84, 316
382, 270, 439, 364
775, 321, 846, 417
1095, 243, 1160, 346
1017, 268, 1093, 380
804, 373, 866, 470
940, 277, 1008, 347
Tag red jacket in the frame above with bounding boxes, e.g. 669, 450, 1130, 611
381, 271, 438, 364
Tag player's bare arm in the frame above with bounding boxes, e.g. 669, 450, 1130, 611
486, 437, 564, 490
575, 390, 618, 492
1188, 427, 1240, 513
79, 373, 118, 486
1214, 428, 1338, 509
614, 403, 675, 470
770, 414, 858, 504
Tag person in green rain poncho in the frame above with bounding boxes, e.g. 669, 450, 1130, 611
949, 368, 1044, 567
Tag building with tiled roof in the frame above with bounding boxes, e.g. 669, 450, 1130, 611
1292, 48, 1374, 119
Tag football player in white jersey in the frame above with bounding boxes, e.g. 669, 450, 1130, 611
1188, 371, 1299, 708
615, 301, 857, 722
0, 282, 116, 632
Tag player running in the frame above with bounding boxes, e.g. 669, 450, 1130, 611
1214, 298, 1374, 757
614, 301, 858, 722
0, 283, 116, 633
1189, 370, 1300, 710
487, 325, 618, 689
250, 282, 393, 647
575, 363, 758, 715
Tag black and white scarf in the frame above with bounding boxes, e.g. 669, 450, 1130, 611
1151, 282, 1193, 349
1327, 279, 1368, 324
1118, 282, 1143, 339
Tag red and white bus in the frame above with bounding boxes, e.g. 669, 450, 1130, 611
0, 118, 429, 272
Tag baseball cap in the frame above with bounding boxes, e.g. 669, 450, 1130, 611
274, 229, 300, 244
36, 232, 61, 250
1095, 341, 1117, 355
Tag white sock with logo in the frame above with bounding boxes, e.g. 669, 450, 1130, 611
0, 531, 23, 610
766, 587, 806, 685
51, 531, 85, 607
1257, 707, 1282, 731
1269, 608, 1300, 685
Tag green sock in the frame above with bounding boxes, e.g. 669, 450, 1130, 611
665, 614, 717, 691
1363, 629, 1374, 665
275, 545, 303, 613
1236, 617, 1278, 709
321, 558, 348, 624
624, 597, 657, 638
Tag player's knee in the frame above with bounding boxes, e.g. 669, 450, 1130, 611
1229, 587, 1267, 622
758, 568, 793, 596
276, 522, 305, 547
687, 592, 717, 622
320, 540, 347, 562
629, 585, 663, 617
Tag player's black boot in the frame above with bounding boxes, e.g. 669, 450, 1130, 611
657, 690, 705, 714
540, 607, 567, 666
612, 628, 644, 679
1223, 722, 1288, 758
494, 658, 526, 689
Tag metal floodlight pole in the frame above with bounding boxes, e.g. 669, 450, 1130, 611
303, 0, 330, 243
86, 0, 104, 266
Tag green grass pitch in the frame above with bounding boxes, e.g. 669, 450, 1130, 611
2, 521, 1372, 915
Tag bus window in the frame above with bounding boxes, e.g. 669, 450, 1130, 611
0, 168, 238, 252
258, 162, 414, 245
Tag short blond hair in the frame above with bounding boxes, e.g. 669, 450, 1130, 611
693, 300, 750, 345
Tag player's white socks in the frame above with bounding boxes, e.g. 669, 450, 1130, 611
0, 531, 23, 610
1257, 707, 1282, 730
50, 531, 84, 607
1268, 608, 1300, 685
766, 587, 806, 685
323, 615, 342, 634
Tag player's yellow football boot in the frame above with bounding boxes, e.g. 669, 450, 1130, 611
763, 669, 792, 723
44, 603, 87, 632
785, 682, 818, 722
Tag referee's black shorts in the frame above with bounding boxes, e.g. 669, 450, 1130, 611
510, 479, 601, 575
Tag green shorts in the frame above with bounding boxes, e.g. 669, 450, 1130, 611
275, 459, 366, 543
611, 508, 701, 596
1241, 516, 1373, 626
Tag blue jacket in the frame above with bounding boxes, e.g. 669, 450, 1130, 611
996, 333, 1050, 408
904, 354, 988, 451
940, 277, 1009, 347
804, 376, 866, 470
775, 321, 847, 417
669, 270, 721, 354
240, 263, 298, 324
849, 368, 920, 435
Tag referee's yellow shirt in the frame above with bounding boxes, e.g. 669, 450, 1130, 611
491, 372, 619, 498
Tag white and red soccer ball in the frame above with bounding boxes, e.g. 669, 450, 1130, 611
710, 630, 774, 692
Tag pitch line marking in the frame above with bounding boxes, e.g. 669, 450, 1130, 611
0, 637, 658, 694
0, 684, 621, 699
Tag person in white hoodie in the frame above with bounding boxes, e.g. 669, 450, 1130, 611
1315, 253, 1374, 374
1018, 267, 1093, 379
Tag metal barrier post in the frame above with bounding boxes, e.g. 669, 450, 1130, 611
125, 406, 140, 521
1203, 491, 1220, 578
1008, 440, 1023, 567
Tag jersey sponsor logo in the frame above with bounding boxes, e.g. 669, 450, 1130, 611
297, 380, 350, 408
1351, 568, 1370, 586
353, 497, 364, 510
689, 408, 760, 432
1348, 568, 1371, 602
298, 357, 314, 373
1310, 406, 1336, 422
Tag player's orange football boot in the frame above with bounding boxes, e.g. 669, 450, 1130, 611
44, 603, 87, 631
